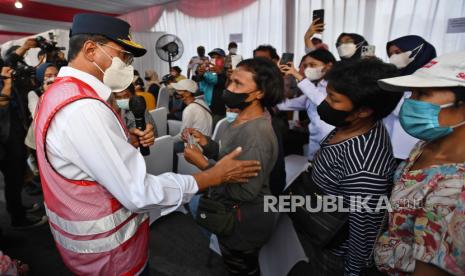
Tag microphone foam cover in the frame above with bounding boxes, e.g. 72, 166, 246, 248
129, 96, 146, 117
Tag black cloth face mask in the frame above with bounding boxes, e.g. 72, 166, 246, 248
222, 89, 255, 110
317, 100, 352, 127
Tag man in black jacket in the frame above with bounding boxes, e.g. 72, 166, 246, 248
0, 40, 47, 229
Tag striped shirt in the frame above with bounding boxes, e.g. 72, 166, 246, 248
311, 121, 396, 276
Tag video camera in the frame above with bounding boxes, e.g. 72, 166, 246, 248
35, 32, 67, 67
4, 33, 67, 92
4, 55, 36, 92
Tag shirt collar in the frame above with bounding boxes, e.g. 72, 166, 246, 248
318, 79, 328, 88
57, 66, 111, 101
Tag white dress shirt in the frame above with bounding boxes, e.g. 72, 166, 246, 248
25, 90, 40, 149
278, 78, 334, 160
174, 98, 212, 142
46, 66, 198, 215
383, 92, 419, 160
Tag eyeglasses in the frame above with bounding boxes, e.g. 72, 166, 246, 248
97, 43, 134, 65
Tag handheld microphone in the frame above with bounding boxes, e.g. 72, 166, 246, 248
129, 96, 150, 156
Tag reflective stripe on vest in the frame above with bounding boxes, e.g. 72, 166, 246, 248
45, 203, 134, 236
50, 213, 149, 254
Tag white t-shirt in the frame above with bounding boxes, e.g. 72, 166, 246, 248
174, 98, 212, 141
383, 92, 419, 160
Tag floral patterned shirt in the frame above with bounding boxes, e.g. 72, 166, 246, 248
374, 142, 465, 275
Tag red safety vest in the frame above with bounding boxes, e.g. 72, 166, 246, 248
34, 76, 149, 275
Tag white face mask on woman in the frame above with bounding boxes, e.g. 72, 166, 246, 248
93, 44, 134, 93
337, 43, 357, 58
337, 41, 364, 59
304, 66, 325, 81
389, 44, 424, 69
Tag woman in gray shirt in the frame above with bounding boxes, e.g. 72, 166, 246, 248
183, 57, 284, 276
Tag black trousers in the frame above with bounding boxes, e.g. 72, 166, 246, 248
219, 243, 261, 276
0, 115, 27, 223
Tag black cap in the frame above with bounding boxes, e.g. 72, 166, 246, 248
70, 13, 146, 57
208, 48, 226, 57
160, 74, 175, 84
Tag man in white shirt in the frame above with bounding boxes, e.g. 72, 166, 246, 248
171, 78, 212, 172
171, 79, 212, 141
34, 14, 261, 275
187, 46, 210, 79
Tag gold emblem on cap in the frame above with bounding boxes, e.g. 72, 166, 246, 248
117, 38, 144, 49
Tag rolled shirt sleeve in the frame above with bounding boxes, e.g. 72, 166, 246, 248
46, 99, 198, 215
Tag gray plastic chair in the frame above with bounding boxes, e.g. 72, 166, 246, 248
144, 135, 173, 175
156, 87, 170, 109
150, 107, 168, 136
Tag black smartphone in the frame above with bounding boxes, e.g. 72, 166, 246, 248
280, 53, 294, 65
312, 9, 325, 25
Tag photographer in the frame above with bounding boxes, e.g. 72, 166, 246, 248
4, 38, 37, 66
0, 64, 46, 229
1, 39, 47, 229
35, 34, 68, 68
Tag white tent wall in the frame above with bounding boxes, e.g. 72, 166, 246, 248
152, 0, 286, 73
130, 32, 168, 78
1, 30, 168, 80
1, 0, 464, 78
149, 0, 465, 70
292, 0, 465, 63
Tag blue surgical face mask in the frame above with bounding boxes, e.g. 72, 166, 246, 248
399, 98, 465, 141
116, 98, 130, 110
225, 111, 238, 123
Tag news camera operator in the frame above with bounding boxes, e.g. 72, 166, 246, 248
35, 33, 68, 68
0, 60, 47, 229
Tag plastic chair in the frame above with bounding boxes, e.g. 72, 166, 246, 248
144, 135, 173, 175
284, 155, 309, 191
156, 87, 170, 109
150, 107, 168, 136
259, 214, 308, 276
168, 119, 183, 136
176, 153, 201, 175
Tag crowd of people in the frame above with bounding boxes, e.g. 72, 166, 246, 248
0, 12, 464, 276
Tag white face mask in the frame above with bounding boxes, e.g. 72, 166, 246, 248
337, 42, 361, 59
94, 44, 134, 93
389, 52, 413, 69
389, 44, 424, 69
229, 48, 237, 55
116, 98, 130, 110
44, 77, 55, 86
304, 66, 325, 81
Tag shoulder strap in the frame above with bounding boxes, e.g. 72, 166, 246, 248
192, 101, 212, 115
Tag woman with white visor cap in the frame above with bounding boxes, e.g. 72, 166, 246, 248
374, 51, 465, 275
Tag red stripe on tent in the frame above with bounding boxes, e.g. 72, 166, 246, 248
0, 0, 119, 22
0, 30, 33, 36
